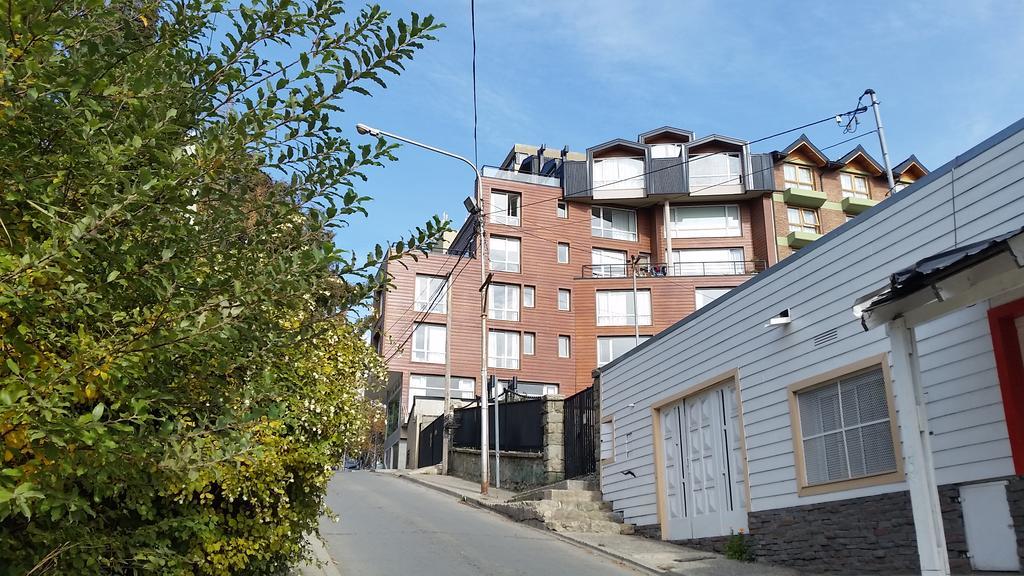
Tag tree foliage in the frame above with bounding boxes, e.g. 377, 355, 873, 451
0, 0, 443, 573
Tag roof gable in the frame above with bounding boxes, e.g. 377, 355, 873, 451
638, 126, 694, 144
778, 133, 829, 166
835, 144, 884, 175
588, 138, 647, 158
686, 133, 747, 153
893, 154, 929, 180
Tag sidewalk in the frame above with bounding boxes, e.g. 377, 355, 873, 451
383, 469, 805, 576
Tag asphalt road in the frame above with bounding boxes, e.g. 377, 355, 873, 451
319, 470, 643, 576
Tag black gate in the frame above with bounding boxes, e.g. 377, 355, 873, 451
452, 398, 544, 452
418, 415, 444, 467
563, 387, 597, 478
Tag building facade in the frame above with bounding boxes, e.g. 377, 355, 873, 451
373, 126, 923, 469
597, 117, 1024, 574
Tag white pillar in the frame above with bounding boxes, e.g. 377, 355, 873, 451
887, 317, 950, 576
663, 201, 673, 266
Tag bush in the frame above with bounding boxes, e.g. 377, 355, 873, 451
724, 531, 755, 562
0, 1, 442, 573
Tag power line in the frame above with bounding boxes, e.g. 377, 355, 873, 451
382, 250, 467, 360
382, 248, 469, 336
482, 107, 867, 220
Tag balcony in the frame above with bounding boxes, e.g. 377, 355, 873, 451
783, 187, 827, 208
842, 196, 879, 214
787, 231, 821, 248
582, 260, 767, 279
481, 166, 561, 187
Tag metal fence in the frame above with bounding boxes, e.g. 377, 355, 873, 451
452, 397, 544, 452
563, 387, 597, 478
418, 414, 445, 467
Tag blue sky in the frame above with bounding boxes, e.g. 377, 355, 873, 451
340, 0, 1024, 260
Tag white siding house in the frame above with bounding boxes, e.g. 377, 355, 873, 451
598, 117, 1024, 574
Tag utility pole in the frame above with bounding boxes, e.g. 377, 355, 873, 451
353, 123, 490, 495
865, 89, 897, 194
441, 270, 453, 475
630, 255, 640, 346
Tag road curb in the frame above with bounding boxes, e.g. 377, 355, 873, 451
384, 471, 660, 575
295, 532, 343, 576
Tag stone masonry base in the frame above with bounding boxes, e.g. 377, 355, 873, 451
645, 477, 1024, 574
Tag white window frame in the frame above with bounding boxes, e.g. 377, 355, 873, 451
414, 274, 448, 314
783, 163, 815, 190
411, 323, 446, 364
557, 242, 570, 264
671, 247, 745, 276
596, 290, 652, 326
688, 152, 742, 190
788, 207, 820, 234
523, 285, 535, 308
695, 287, 731, 309
840, 172, 870, 199
556, 201, 568, 219
523, 332, 535, 355
557, 289, 571, 311
488, 283, 520, 321
650, 143, 683, 159
408, 375, 475, 415
592, 156, 645, 191
488, 330, 520, 369
597, 335, 651, 366
558, 335, 571, 358
669, 204, 741, 238
591, 247, 628, 278
591, 206, 638, 241
490, 190, 521, 226
489, 236, 521, 273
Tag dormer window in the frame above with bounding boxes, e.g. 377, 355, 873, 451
689, 152, 741, 190
650, 143, 683, 159
840, 173, 869, 199
784, 164, 815, 191
592, 157, 644, 191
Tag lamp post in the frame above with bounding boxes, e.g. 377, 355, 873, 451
356, 124, 490, 495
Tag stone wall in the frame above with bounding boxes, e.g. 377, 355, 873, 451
447, 396, 567, 491
1007, 477, 1024, 565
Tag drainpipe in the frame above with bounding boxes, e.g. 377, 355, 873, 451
663, 201, 673, 269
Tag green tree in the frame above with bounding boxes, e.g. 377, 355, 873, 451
0, 0, 443, 573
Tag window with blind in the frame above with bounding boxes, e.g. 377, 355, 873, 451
795, 366, 897, 487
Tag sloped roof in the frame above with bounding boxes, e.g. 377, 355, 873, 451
835, 144, 884, 175
638, 126, 695, 144
588, 138, 647, 156
777, 133, 829, 166
687, 133, 747, 149
892, 154, 929, 179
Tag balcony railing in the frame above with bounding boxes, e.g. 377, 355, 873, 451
481, 166, 562, 187
582, 260, 767, 279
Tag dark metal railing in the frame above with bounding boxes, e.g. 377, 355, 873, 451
417, 415, 445, 467
582, 260, 767, 279
452, 397, 544, 452
564, 387, 596, 479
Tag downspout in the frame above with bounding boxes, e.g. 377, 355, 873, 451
663, 201, 672, 268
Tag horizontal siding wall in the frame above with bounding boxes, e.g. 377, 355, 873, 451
600, 123, 1024, 524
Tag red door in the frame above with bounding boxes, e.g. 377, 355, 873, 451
989, 298, 1024, 473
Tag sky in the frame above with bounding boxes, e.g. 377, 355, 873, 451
338, 0, 1024, 260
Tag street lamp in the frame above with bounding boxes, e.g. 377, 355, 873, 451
356, 123, 492, 495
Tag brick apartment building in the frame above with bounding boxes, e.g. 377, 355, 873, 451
372, 127, 926, 469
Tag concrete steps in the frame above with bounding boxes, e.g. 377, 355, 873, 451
497, 481, 633, 535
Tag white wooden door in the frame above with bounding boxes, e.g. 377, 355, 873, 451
660, 381, 748, 540
961, 481, 1020, 572
662, 401, 690, 539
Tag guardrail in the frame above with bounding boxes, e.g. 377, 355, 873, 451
582, 260, 767, 279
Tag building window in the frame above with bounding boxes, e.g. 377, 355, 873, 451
503, 380, 557, 397
490, 190, 521, 226
489, 236, 521, 272
523, 285, 535, 308
650, 143, 683, 159
592, 157, 645, 191
488, 283, 520, 321
792, 364, 898, 490
597, 335, 651, 366
488, 330, 520, 369
558, 335, 571, 358
408, 375, 475, 415
557, 201, 568, 219
892, 182, 908, 194
840, 173, 870, 199
695, 287, 730, 309
689, 152, 741, 189
591, 247, 628, 278
783, 163, 815, 190
591, 206, 638, 241
557, 242, 570, 264
523, 332, 535, 355
411, 323, 446, 364
672, 248, 744, 276
414, 275, 448, 314
788, 207, 820, 234
596, 290, 652, 326
557, 289, 571, 311
670, 205, 741, 238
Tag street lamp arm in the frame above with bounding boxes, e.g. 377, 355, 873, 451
356, 124, 479, 179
